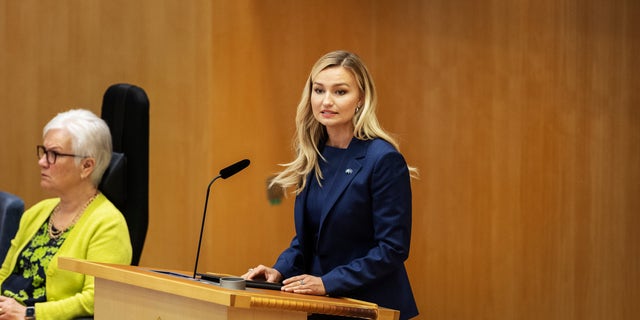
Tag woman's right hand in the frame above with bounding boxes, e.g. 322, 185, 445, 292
242, 264, 283, 283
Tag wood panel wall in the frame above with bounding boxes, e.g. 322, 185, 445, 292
0, 1, 637, 319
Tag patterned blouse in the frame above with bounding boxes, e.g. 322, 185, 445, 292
1, 217, 69, 306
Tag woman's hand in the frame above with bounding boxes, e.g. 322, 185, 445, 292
242, 266, 326, 296
282, 274, 326, 296
242, 264, 283, 283
0, 296, 27, 320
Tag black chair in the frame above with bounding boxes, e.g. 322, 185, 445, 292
98, 83, 149, 266
0, 191, 24, 263
75, 83, 149, 320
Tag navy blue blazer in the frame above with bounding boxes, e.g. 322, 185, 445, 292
273, 138, 418, 319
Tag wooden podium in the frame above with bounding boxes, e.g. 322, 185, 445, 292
59, 258, 399, 320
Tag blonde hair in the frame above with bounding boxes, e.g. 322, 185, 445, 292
271, 50, 417, 194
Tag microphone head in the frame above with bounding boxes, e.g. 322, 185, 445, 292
219, 159, 250, 179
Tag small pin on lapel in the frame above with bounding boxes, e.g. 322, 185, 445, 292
345, 168, 353, 175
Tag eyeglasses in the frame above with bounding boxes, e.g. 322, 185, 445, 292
36, 145, 87, 165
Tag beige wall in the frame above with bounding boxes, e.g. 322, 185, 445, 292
1, 1, 638, 319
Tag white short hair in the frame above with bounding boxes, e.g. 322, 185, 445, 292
43, 109, 112, 186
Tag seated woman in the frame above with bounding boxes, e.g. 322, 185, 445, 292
0, 109, 132, 320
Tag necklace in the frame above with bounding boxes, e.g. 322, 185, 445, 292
48, 192, 99, 239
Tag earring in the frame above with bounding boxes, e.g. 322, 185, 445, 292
356, 106, 361, 113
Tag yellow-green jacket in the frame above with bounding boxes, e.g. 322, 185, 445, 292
0, 193, 132, 320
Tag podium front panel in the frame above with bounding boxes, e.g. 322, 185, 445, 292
95, 278, 303, 320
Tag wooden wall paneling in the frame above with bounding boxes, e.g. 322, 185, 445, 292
120, 0, 217, 271
373, 0, 639, 319
205, 0, 380, 275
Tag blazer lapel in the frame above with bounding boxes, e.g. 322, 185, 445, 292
318, 139, 367, 232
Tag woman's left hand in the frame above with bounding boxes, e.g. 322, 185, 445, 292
0, 296, 27, 320
281, 274, 326, 295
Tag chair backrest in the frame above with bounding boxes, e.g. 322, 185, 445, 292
98, 83, 149, 266
0, 191, 25, 262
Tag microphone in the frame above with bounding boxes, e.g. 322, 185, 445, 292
193, 159, 250, 278
219, 159, 250, 179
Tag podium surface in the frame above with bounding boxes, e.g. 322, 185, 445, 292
59, 258, 399, 320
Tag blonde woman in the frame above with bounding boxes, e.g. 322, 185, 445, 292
245, 51, 418, 319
